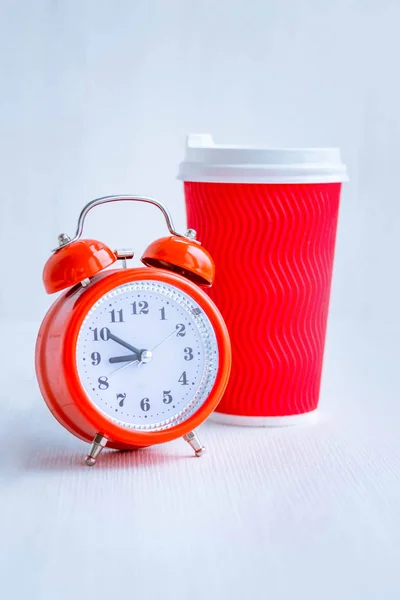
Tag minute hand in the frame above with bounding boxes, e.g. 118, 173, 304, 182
108, 332, 141, 356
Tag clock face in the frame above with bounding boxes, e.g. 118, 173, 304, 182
76, 280, 219, 431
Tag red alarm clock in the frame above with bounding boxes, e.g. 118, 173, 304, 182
35, 196, 231, 466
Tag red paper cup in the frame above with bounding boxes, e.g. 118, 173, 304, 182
178, 135, 348, 426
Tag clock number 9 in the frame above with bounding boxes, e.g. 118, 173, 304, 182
140, 397, 150, 412
91, 352, 101, 366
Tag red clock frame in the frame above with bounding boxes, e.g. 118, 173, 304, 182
36, 267, 231, 450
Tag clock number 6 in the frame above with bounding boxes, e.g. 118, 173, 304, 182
140, 397, 150, 412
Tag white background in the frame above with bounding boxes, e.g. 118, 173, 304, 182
2, 0, 400, 323
1, 2, 400, 599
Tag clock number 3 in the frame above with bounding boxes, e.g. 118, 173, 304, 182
184, 347, 193, 361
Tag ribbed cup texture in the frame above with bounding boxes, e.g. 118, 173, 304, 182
185, 182, 342, 417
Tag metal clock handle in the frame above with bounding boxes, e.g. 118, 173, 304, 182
55, 194, 196, 251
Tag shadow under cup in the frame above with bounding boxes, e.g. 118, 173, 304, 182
179, 135, 348, 426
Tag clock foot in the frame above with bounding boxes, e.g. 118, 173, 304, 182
85, 433, 108, 466
183, 430, 206, 457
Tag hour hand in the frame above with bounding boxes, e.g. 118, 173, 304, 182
109, 355, 139, 364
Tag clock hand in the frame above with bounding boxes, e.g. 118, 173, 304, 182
108, 332, 141, 357
109, 355, 138, 364
109, 349, 152, 376
109, 328, 172, 378
110, 327, 177, 364
150, 328, 177, 353
110, 357, 140, 377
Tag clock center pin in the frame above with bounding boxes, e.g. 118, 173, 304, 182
140, 349, 153, 364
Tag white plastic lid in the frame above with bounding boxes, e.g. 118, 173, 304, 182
177, 134, 348, 184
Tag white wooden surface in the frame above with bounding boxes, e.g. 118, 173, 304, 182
1, 318, 399, 600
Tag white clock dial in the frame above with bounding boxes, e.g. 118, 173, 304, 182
76, 280, 219, 431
